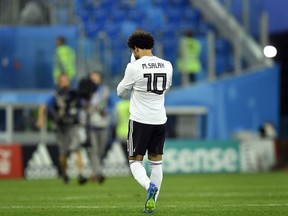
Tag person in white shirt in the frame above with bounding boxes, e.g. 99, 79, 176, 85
117, 31, 173, 213
82, 71, 110, 184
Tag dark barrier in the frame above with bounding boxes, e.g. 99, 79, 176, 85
21, 142, 129, 179
22, 143, 59, 179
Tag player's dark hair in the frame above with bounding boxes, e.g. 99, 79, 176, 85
127, 31, 154, 50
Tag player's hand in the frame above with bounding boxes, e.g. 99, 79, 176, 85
35, 118, 44, 129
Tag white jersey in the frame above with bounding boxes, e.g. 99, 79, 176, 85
117, 55, 173, 125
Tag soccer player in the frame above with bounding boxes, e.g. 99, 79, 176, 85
117, 31, 173, 213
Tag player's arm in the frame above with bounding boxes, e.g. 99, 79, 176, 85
36, 96, 55, 128
117, 64, 135, 98
36, 104, 47, 128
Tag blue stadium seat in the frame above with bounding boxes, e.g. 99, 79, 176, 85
183, 7, 201, 25
177, 21, 199, 35
216, 38, 231, 53
91, 8, 109, 25
145, 7, 165, 27
120, 20, 138, 40
99, 0, 114, 10
104, 23, 121, 39
110, 9, 127, 24
135, 0, 152, 10
166, 8, 183, 25
84, 20, 102, 38
109, 39, 128, 75
128, 9, 145, 24
197, 22, 215, 35
116, 0, 137, 9
73, 0, 235, 86
152, 0, 166, 7
169, 0, 189, 7
81, 0, 96, 14
140, 22, 160, 37
160, 23, 178, 40
76, 9, 90, 23
216, 53, 233, 75
162, 37, 178, 63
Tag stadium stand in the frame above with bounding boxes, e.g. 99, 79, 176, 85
0, 0, 282, 141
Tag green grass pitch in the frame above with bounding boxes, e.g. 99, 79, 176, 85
0, 172, 288, 216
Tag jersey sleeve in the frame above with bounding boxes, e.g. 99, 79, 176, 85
167, 61, 173, 89
117, 63, 135, 98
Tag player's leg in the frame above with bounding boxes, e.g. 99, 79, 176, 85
59, 154, 68, 183
127, 120, 150, 190
147, 123, 166, 202
74, 150, 83, 173
56, 130, 69, 183
127, 120, 151, 190
129, 155, 158, 213
129, 155, 151, 189
73, 150, 87, 184
96, 128, 109, 183
98, 128, 109, 163
127, 120, 158, 213
88, 129, 104, 182
148, 154, 163, 201
69, 126, 87, 184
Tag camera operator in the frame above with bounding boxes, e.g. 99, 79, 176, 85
78, 71, 110, 184
36, 73, 87, 185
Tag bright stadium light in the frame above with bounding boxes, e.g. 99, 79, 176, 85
263, 45, 277, 58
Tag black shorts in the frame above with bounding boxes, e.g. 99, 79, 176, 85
127, 120, 166, 157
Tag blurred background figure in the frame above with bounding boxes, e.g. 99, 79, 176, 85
36, 73, 87, 185
20, 0, 49, 25
80, 71, 110, 184
53, 36, 76, 85
177, 30, 202, 86
259, 122, 277, 140
115, 98, 130, 164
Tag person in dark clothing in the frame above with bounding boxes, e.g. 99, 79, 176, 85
36, 73, 87, 185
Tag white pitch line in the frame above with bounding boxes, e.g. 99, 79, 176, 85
163, 192, 288, 198
224, 203, 288, 207
0, 206, 120, 209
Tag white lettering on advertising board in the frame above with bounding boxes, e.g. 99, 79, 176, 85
0, 149, 12, 174
163, 148, 238, 173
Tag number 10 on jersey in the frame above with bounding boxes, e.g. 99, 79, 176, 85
144, 73, 167, 95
